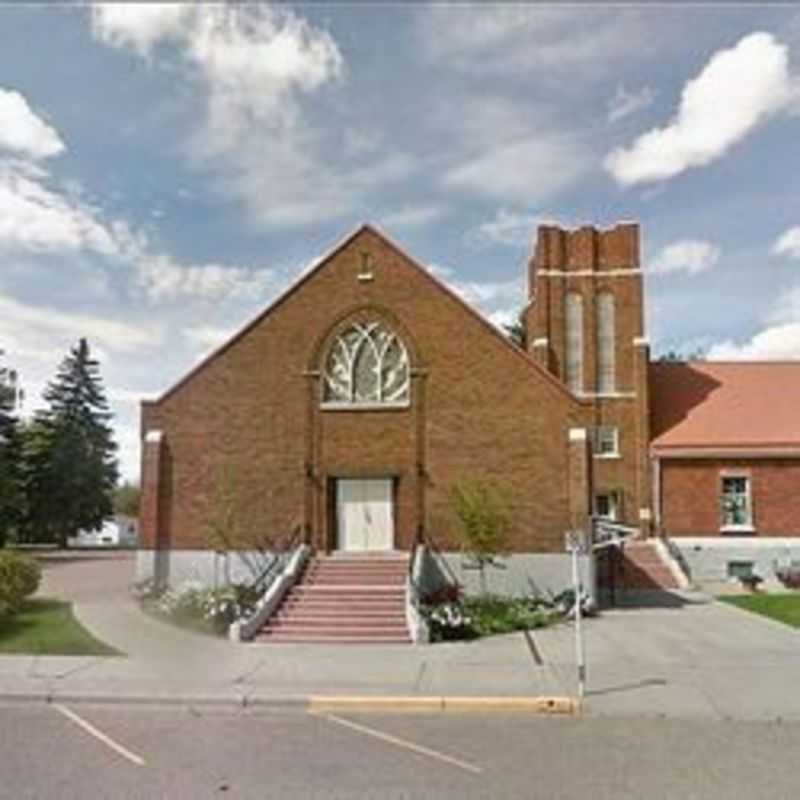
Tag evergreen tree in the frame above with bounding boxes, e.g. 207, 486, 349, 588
21, 339, 119, 547
0, 352, 22, 547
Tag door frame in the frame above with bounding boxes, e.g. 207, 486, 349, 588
328, 474, 399, 553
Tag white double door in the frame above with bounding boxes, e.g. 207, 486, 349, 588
336, 478, 394, 552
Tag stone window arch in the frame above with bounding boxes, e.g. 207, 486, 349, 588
322, 320, 410, 407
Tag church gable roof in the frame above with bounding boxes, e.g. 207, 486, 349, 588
147, 223, 581, 407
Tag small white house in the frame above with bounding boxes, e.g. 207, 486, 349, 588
69, 516, 138, 549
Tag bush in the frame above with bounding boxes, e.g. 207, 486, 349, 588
775, 566, 800, 590
0, 551, 41, 616
464, 595, 556, 636
422, 592, 560, 642
144, 580, 260, 636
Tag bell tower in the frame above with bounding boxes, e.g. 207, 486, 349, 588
524, 223, 651, 531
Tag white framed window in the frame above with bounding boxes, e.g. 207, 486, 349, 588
595, 491, 619, 521
593, 426, 619, 458
322, 320, 410, 408
720, 475, 753, 531
565, 292, 583, 394
596, 292, 616, 394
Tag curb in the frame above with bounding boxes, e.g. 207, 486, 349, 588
0, 690, 580, 714
308, 695, 580, 714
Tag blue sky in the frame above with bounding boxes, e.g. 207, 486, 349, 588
2, 3, 800, 482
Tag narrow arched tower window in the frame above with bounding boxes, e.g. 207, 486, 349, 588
565, 292, 584, 394
597, 292, 616, 394
323, 320, 410, 406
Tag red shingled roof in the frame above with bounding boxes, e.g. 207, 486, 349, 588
650, 361, 800, 453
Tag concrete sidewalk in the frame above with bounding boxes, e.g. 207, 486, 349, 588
0, 551, 567, 707
5, 553, 799, 720
534, 592, 800, 721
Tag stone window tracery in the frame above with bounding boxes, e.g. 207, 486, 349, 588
322, 320, 410, 407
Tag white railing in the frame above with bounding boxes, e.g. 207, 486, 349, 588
405, 544, 430, 645
229, 543, 311, 642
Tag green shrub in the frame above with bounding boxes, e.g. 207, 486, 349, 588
0, 551, 41, 616
464, 595, 555, 636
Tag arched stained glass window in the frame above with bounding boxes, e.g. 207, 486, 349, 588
323, 321, 410, 406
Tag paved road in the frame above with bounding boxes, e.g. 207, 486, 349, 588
1, 703, 799, 799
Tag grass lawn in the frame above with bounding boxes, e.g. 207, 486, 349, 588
0, 598, 120, 656
719, 593, 800, 629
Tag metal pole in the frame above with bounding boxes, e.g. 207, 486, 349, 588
571, 540, 586, 700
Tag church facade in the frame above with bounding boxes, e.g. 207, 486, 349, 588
138, 222, 800, 594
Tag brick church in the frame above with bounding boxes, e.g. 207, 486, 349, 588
138, 222, 800, 608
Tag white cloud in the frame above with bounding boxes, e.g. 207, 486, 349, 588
605, 32, 796, 186
136, 252, 275, 303
89, 5, 431, 229
418, 6, 650, 78
183, 324, 236, 352
706, 280, 800, 359
444, 137, 589, 204
0, 160, 117, 255
772, 226, 800, 259
90, 3, 191, 56
707, 323, 800, 360
0, 88, 65, 160
0, 293, 162, 354
427, 262, 524, 323
469, 209, 541, 248
380, 205, 444, 231
607, 84, 656, 124
650, 239, 721, 276
92, 3, 344, 130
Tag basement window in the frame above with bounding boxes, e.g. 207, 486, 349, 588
727, 561, 755, 580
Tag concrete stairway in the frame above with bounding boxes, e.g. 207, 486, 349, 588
619, 541, 680, 590
256, 553, 411, 644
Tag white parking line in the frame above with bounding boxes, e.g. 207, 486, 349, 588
53, 704, 146, 767
321, 713, 483, 775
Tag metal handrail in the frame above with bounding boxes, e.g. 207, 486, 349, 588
249, 525, 303, 596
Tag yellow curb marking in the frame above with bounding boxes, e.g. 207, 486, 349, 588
321, 712, 483, 775
309, 695, 579, 715
54, 704, 146, 767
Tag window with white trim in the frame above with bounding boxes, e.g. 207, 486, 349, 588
720, 475, 752, 530
596, 292, 616, 393
322, 320, 410, 407
593, 426, 619, 458
565, 292, 583, 394
595, 491, 619, 521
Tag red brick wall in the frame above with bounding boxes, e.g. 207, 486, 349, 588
141, 227, 588, 554
525, 224, 651, 530
659, 457, 800, 536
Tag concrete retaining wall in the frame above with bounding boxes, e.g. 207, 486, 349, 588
670, 537, 800, 586
420, 550, 594, 600
136, 549, 275, 588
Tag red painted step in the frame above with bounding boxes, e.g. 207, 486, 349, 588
255, 553, 411, 645
619, 543, 680, 590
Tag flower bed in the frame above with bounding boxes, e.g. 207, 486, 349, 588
421, 586, 564, 642
135, 579, 260, 637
